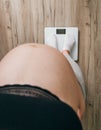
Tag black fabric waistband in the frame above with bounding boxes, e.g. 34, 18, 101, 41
0, 84, 82, 130
0, 84, 60, 101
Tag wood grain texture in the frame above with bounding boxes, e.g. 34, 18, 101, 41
0, 0, 101, 130
89, 0, 101, 129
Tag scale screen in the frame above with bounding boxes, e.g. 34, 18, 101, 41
56, 29, 66, 34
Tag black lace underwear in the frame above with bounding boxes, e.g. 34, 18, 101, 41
0, 84, 82, 130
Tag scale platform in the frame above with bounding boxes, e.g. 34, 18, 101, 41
44, 27, 79, 61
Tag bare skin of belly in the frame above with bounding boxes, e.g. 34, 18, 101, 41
0, 43, 85, 119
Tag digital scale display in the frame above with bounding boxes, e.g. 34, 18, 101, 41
56, 29, 66, 34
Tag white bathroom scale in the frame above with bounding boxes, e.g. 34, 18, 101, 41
44, 27, 79, 61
